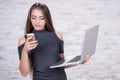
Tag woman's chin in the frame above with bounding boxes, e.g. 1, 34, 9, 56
34, 27, 44, 30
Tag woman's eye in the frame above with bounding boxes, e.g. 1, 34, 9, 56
40, 17, 45, 20
32, 17, 36, 19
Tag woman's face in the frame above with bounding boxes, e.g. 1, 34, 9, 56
31, 9, 46, 30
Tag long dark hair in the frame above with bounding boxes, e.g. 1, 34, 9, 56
25, 2, 55, 34
25, 3, 55, 77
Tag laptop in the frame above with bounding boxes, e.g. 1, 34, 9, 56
50, 25, 99, 68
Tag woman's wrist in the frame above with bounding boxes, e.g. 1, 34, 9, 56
23, 47, 29, 53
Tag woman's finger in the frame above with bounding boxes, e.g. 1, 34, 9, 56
29, 44, 37, 49
85, 55, 90, 62
26, 36, 33, 41
82, 55, 91, 64
29, 43, 38, 47
29, 40, 38, 44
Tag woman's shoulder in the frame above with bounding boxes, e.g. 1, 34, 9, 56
18, 36, 25, 47
54, 31, 64, 41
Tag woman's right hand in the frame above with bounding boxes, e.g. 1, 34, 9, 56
23, 36, 38, 53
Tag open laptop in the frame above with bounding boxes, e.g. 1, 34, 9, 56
50, 25, 99, 68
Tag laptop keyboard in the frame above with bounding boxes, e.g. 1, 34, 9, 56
52, 59, 66, 66
67, 55, 81, 63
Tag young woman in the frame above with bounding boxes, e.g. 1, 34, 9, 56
18, 2, 90, 80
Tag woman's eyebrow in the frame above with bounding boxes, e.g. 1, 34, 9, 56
31, 15, 44, 17
31, 15, 36, 17
39, 16, 44, 18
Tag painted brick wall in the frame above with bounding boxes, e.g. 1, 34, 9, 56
0, 0, 120, 80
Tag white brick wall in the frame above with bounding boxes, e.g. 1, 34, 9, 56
0, 0, 120, 80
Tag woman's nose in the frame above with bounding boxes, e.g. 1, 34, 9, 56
36, 19, 40, 24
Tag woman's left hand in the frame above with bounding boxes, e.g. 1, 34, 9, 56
82, 55, 91, 64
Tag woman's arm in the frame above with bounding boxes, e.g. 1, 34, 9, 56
55, 31, 71, 69
55, 31, 65, 59
18, 37, 30, 77
18, 36, 38, 77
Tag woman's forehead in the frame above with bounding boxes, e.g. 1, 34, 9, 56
31, 9, 44, 17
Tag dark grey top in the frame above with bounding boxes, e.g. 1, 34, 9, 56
18, 29, 67, 80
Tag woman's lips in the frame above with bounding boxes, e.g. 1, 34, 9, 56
35, 24, 40, 26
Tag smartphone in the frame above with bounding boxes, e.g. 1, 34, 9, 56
26, 33, 35, 41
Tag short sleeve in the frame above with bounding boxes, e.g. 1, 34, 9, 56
18, 44, 24, 60
59, 40, 64, 54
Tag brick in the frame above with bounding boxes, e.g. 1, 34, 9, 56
0, 0, 120, 80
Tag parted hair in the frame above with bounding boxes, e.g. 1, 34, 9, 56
25, 2, 55, 34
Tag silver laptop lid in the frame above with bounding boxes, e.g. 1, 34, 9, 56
80, 25, 99, 63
